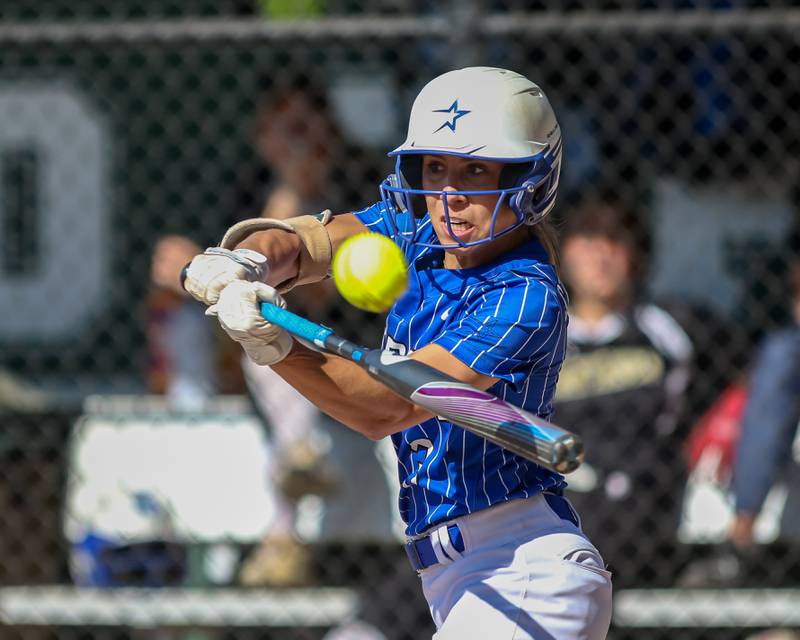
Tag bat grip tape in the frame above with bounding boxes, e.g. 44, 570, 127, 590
260, 302, 332, 349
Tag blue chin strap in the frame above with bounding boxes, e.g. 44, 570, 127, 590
378, 144, 560, 250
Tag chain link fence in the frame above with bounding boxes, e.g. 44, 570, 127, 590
1, 2, 799, 639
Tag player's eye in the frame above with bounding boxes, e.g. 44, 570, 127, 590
422, 159, 445, 179
423, 159, 445, 176
463, 161, 502, 189
464, 163, 498, 187
466, 163, 487, 176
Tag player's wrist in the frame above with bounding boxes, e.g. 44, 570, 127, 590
223, 212, 333, 293
236, 230, 303, 288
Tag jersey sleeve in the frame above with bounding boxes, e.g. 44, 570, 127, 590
352, 201, 393, 237
432, 274, 566, 391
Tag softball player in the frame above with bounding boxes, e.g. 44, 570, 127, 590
184, 67, 612, 638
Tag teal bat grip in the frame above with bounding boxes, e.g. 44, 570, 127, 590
260, 302, 333, 348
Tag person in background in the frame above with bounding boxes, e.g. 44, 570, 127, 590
147, 79, 342, 405
148, 79, 397, 597
728, 237, 800, 640
674, 228, 800, 592
555, 197, 697, 588
730, 233, 800, 552
149, 235, 221, 407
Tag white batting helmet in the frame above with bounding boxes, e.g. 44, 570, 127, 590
379, 67, 562, 249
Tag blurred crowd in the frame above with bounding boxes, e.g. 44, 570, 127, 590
142, 79, 419, 640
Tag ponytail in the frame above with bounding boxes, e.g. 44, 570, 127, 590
531, 220, 560, 275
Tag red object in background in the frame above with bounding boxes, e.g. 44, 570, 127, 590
685, 382, 748, 480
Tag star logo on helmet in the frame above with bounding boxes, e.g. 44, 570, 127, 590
433, 100, 471, 133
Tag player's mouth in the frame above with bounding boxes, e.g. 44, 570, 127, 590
442, 217, 475, 239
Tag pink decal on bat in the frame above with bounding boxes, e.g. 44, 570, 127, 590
413, 384, 551, 440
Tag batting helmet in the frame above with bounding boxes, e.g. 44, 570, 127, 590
379, 66, 562, 249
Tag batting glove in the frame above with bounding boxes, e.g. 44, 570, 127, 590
209, 280, 293, 366
183, 247, 268, 305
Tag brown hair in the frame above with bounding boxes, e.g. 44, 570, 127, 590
561, 201, 637, 246
532, 220, 561, 273
560, 198, 647, 280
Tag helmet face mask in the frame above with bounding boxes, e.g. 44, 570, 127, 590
379, 67, 562, 250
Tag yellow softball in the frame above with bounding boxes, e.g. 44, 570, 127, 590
333, 232, 408, 313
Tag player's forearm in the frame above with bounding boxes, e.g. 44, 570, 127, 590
235, 213, 368, 290
271, 342, 430, 440
236, 229, 303, 289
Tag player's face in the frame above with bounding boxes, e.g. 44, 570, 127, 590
256, 92, 333, 196
562, 234, 634, 307
421, 155, 523, 268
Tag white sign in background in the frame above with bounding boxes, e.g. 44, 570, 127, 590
649, 177, 793, 317
64, 407, 277, 543
0, 83, 109, 341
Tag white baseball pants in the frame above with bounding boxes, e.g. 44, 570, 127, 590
419, 495, 612, 639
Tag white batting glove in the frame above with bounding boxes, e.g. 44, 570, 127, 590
209, 280, 294, 366
183, 247, 268, 305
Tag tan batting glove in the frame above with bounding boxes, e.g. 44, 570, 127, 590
183, 247, 268, 305
209, 280, 293, 366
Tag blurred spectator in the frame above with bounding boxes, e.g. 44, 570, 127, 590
730, 238, 800, 548
554, 198, 697, 588
228, 82, 406, 640
147, 255, 219, 409
146, 79, 343, 404
239, 278, 399, 587
676, 232, 800, 589
143, 79, 402, 640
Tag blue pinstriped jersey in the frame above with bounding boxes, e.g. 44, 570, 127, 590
354, 202, 569, 536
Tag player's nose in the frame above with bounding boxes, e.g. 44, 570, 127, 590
439, 184, 468, 204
